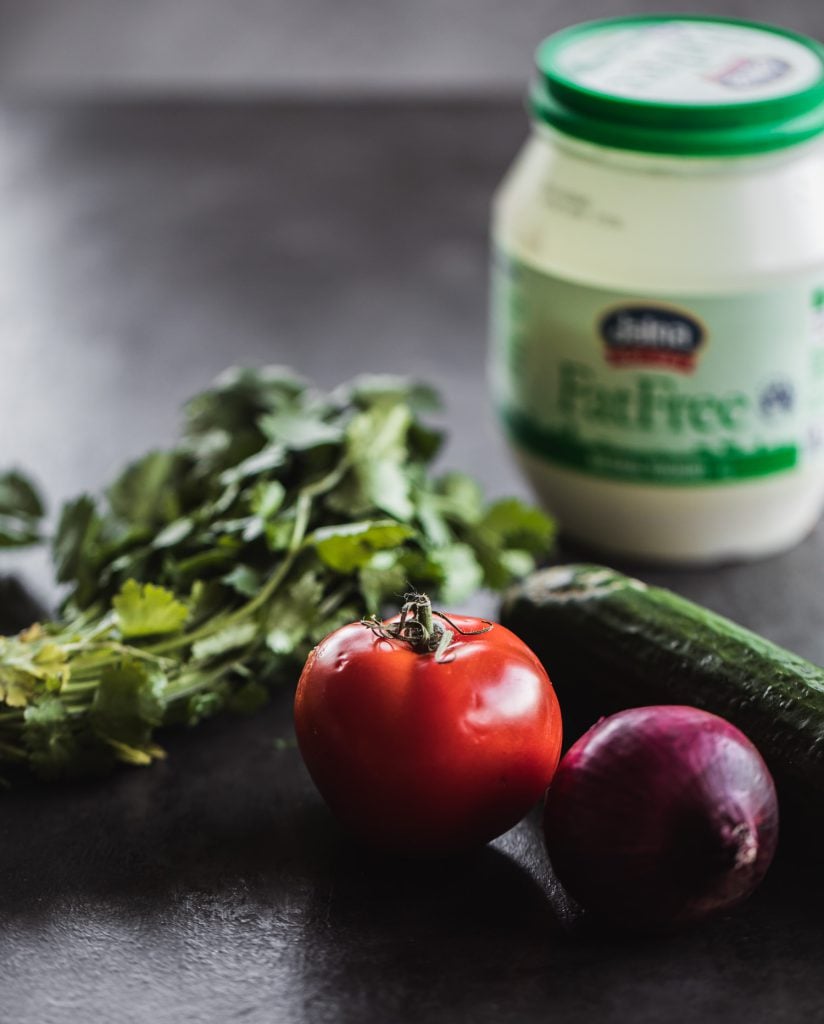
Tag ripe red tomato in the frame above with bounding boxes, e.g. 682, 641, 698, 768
294, 600, 562, 855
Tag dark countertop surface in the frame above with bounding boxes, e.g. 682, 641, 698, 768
1, 101, 824, 1024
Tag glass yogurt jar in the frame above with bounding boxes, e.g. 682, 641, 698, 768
490, 15, 824, 563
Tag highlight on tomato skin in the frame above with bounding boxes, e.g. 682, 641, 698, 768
542, 705, 779, 931
293, 595, 563, 857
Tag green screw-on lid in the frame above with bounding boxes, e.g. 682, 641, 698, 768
531, 15, 824, 157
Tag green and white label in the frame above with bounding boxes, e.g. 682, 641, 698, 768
491, 253, 824, 485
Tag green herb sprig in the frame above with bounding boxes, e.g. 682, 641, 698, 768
0, 367, 553, 780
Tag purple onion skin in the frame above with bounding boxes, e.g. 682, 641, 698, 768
543, 706, 779, 931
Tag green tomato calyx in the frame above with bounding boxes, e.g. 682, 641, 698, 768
362, 590, 492, 663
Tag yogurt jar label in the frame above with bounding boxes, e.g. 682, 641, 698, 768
491, 251, 824, 485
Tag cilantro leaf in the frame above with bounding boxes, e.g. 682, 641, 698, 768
359, 551, 409, 614
343, 374, 441, 413
0, 471, 45, 548
192, 621, 258, 661
152, 517, 195, 549
341, 403, 415, 521
53, 495, 101, 583
221, 564, 262, 598
436, 473, 485, 525
219, 445, 287, 486
185, 365, 306, 438
429, 544, 485, 605
91, 659, 168, 763
310, 520, 415, 573
266, 571, 324, 655
23, 698, 79, 778
259, 409, 343, 450
107, 451, 189, 527
479, 498, 555, 555
113, 580, 190, 638
0, 470, 44, 519
249, 480, 286, 520
0, 665, 38, 708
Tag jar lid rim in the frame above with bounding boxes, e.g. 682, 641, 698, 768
533, 15, 824, 157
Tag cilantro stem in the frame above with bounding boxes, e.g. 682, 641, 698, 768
145, 545, 298, 657
162, 664, 234, 704
0, 740, 27, 761
80, 611, 117, 640
145, 465, 341, 658
62, 640, 171, 666
234, 548, 297, 619
290, 492, 312, 555
147, 617, 231, 656
60, 680, 108, 693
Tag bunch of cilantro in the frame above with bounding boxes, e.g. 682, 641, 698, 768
0, 368, 553, 780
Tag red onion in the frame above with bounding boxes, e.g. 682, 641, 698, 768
543, 706, 779, 929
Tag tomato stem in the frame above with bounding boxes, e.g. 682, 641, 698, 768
362, 590, 492, 662
417, 595, 435, 639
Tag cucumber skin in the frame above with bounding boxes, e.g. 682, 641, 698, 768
501, 565, 824, 811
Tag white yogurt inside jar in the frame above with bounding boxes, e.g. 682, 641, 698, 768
490, 15, 824, 564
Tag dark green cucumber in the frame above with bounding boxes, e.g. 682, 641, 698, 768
501, 564, 824, 813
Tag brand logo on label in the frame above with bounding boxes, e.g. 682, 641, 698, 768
598, 305, 705, 372
709, 56, 791, 90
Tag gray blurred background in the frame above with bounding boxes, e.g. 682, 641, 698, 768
2, 0, 824, 612
0, 0, 822, 96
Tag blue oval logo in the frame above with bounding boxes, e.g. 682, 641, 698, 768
599, 306, 705, 372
